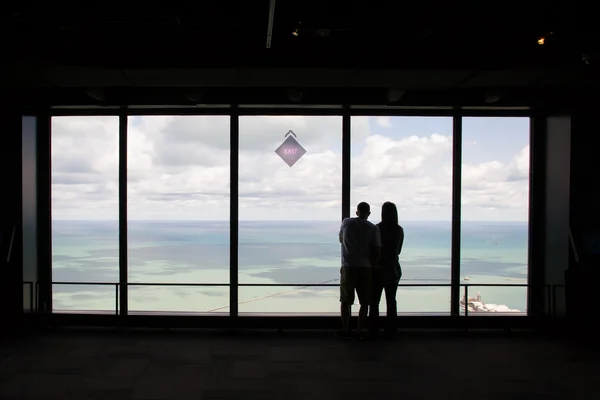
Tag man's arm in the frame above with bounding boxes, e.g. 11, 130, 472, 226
338, 218, 346, 243
370, 246, 381, 267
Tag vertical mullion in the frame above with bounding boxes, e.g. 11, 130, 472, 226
119, 112, 128, 316
450, 115, 462, 316
230, 107, 239, 320
37, 112, 52, 313
342, 110, 351, 220
528, 116, 546, 316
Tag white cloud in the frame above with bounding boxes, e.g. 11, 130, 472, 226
507, 145, 530, 181
51, 116, 530, 222
51, 116, 119, 219
351, 132, 453, 221
376, 116, 392, 128
461, 145, 530, 220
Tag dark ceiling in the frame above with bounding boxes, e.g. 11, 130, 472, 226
2, 1, 584, 70
0, 1, 597, 107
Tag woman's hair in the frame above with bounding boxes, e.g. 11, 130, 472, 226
381, 201, 398, 226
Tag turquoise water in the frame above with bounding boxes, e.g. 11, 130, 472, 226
51, 220, 528, 314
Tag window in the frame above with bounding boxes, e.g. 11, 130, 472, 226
127, 116, 230, 314
351, 117, 453, 314
48, 112, 531, 319
460, 117, 530, 314
238, 116, 342, 313
51, 116, 119, 312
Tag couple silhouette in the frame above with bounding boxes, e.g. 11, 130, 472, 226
338, 201, 404, 340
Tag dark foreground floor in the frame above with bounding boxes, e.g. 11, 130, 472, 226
0, 329, 599, 399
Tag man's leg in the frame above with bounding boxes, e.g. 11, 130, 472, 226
357, 303, 368, 335
339, 267, 354, 335
341, 303, 351, 334
355, 267, 372, 336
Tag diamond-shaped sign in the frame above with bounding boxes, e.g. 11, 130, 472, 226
275, 131, 307, 167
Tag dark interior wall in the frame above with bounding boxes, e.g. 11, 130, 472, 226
542, 116, 571, 316
563, 108, 600, 321
0, 108, 24, 336
570, 109, 600, 232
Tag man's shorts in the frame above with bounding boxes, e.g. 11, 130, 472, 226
339, 266, 372, 305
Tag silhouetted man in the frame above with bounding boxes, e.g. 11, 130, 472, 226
338, 202, 381, 339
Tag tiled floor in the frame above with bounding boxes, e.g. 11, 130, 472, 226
0, 329, 599, 399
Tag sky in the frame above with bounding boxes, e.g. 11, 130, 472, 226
50, 115, 529, 222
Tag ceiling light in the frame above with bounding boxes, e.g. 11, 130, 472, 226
86, 88, 107, 102
315, 29, 330, 38
292, 21, 301, 37
187, 92, 204, 103
582, 53, 598, 65
537, 32, 553, 45
286, 89, 304, 102
386, 88, 405, 103
484, 91, 503, 104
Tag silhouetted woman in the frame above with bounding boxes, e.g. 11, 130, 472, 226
369, 202, 404, 339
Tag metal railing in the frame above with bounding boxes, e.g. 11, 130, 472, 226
20, 281, 564, 318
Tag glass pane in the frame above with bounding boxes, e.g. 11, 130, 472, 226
128, 286, 229, 314
461, 117, 529, 314
127, 116, 230, 314
238, 286, 338, 314
238, 116, 342, 314
52, 284, 117, 313
51, 116, 119, 312
396, 286, 452, 314
351, 117, 453, 314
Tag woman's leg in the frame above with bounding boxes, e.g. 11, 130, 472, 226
384, 283, 399, 336
369, 282, 384, 337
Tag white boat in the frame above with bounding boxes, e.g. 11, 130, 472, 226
459, 292, 521, 313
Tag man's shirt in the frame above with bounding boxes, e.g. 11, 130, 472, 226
339, 217, 381, 268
